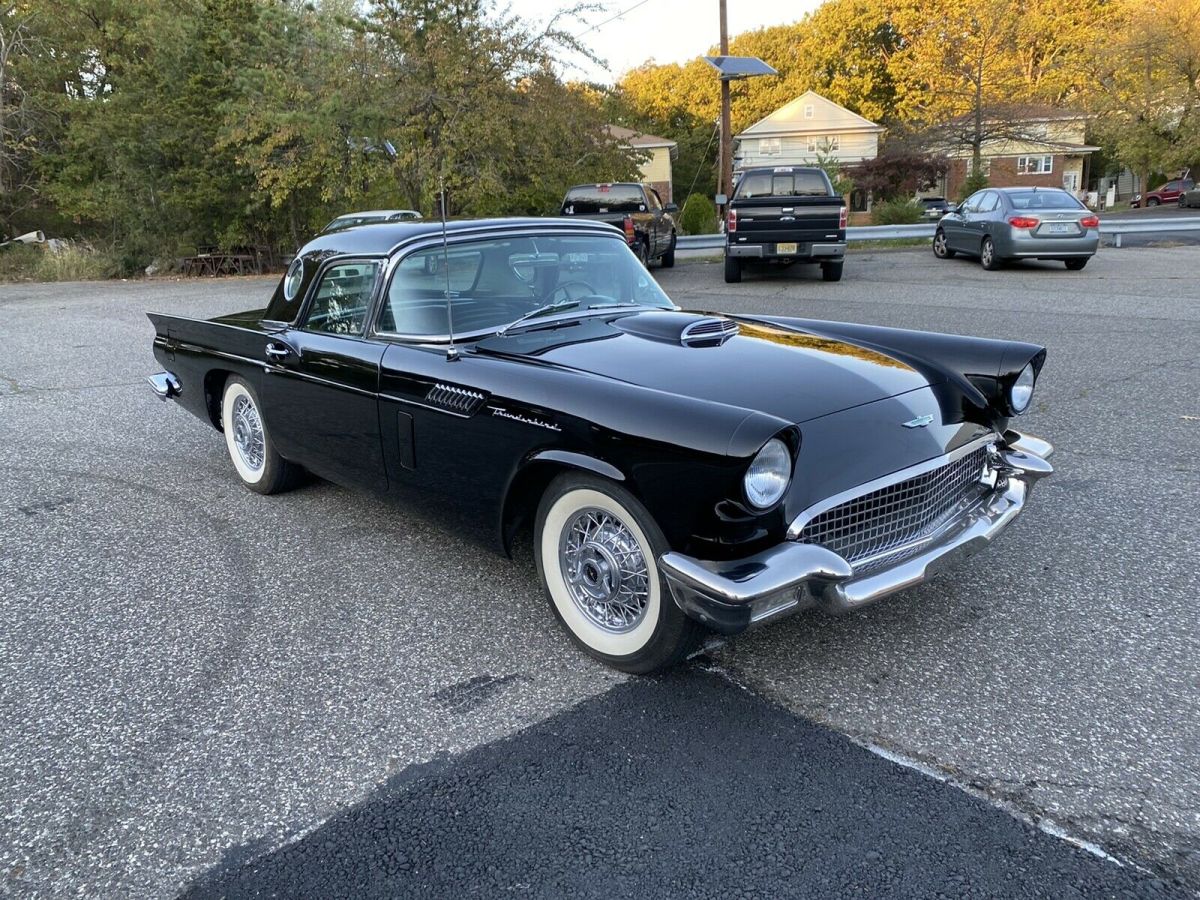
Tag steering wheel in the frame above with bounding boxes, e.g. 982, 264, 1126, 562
550, 280, 598, 303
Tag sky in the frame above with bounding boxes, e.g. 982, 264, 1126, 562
510, 0, 821, 84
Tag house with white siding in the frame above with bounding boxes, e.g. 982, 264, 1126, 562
733, 91, 883, 172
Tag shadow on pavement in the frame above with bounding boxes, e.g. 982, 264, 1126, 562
183, 668, 1181, 899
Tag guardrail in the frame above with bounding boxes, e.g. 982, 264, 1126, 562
675, 216, 1200, 251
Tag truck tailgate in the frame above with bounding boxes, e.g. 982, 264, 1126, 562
730, 199, 843, 245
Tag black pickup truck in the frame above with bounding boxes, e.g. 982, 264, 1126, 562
561, 183, 678, 267
725, 166, 847, 283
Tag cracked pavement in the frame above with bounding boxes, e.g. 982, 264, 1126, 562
1, 247, 1197, 896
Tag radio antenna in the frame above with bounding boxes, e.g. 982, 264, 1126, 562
439, 176, 459, 361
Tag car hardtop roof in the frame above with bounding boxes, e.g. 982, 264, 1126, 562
994, 186, 1073, 193
297, 216, 623, 257
565, 182, 644, 189
331, 209, 421, 218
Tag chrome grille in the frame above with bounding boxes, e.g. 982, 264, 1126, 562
794, 446, 991, 567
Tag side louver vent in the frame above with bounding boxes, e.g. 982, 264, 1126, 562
426, 383, 487, 415
680, 317, 739, 347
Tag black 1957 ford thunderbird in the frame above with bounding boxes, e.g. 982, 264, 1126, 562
148, 217, 1052, 673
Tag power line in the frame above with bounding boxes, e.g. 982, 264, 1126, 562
574, 0, 655, 38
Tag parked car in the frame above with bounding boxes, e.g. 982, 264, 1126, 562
1129, 179, 1194, 207
1179, 185, 1200, 208
148, 217, 1052, 674
560, 183, 677, 268
724, 166, 847, 283
919, 197, 952, 220
322, 209, 423, 233
934, 187, 1099, 271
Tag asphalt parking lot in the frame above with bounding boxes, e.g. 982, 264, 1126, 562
1, 245, 1197, 897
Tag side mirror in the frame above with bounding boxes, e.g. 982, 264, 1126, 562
664, 203, 679, 213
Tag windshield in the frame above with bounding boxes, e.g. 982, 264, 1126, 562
377, 233, 672, 338
1007, 189, 1085, 210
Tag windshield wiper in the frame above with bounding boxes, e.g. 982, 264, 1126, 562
498, 301, 642, 335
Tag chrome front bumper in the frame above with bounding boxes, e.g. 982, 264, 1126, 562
659, 432, 1053, 635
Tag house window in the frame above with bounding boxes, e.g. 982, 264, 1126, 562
1017, 155, 1054, 175
827, 135, 840, 151
806, 136, 839, 153
760, 138, 781, 156
807, 137, 817, 152
804, 104, 814, 119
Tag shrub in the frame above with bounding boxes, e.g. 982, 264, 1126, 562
0, 241, 123, 283
678, 193, 717, 235
871, 198, 924, 226
957, 168, 989, 201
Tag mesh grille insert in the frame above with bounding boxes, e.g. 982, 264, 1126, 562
794, 446, 990, 567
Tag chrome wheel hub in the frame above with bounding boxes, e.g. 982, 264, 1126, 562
559, 508, 650, 633
231, 394, 265, 472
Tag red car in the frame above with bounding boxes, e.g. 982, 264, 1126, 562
1130, 178, 1194, 207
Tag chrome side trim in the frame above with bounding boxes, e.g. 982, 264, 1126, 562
786, 434, 997, 540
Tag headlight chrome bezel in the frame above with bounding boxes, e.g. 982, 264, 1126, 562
744, 437, 793, 510
1009, 362, 1036, 415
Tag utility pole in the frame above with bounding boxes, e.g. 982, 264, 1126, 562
719, 0, 732, 215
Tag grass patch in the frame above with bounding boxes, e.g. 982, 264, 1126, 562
0, 241, 124, 283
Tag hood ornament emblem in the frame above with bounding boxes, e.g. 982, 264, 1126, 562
902, 414, 934, 429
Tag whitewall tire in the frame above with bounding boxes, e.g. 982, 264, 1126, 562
534, 473, 703, 673
220, 377, 300, 495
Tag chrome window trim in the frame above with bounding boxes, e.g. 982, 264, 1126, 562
786, 434, 999, 541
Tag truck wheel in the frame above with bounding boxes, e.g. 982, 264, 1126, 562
635, 241, 649, 268
660, 234, 676, 268
535, 472, 704, 674
221, 377, 302, 494
821, 260, 844, 282
723, 255, 742, 283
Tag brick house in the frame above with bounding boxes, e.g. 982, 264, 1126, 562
939, 110, 1099, 199
605, 125, 678, 203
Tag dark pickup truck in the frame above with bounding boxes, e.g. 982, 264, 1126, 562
725, 166, 847, 283
561, 183, 678, 268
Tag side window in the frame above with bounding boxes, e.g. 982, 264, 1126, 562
646, 188, 662, 211
978, 192, 999, 213
962, 192, 983, 213
303, 261, 380, 335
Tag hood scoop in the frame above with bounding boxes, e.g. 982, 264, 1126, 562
680, 317, 739, 347
614, 311, 739, 348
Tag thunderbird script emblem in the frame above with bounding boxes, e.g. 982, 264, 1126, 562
902, 414, 935, 429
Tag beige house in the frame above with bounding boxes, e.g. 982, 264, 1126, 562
734, 90, 884, 171
606, 125, 679, 202
941, 111, 1099, 198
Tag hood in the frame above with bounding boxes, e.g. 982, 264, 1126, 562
474, 310, 934, 424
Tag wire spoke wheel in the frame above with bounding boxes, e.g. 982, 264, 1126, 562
558, 507, 650, 633
230, 394, 265, 473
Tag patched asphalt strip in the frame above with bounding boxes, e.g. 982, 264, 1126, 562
181, 669, 1179, 899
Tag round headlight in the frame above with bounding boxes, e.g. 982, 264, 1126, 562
744, 438, 792, 509
1010, 362, 1035, 414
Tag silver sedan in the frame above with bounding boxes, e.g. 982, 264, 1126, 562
933, 187, 1099, 271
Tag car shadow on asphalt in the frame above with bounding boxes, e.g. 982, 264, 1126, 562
180, 669, 1180, 899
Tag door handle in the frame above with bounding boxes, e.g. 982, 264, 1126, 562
265, 342, 292, 360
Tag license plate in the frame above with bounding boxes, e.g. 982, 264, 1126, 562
776, 242, 798, 254
1045, 223, 1073, 234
